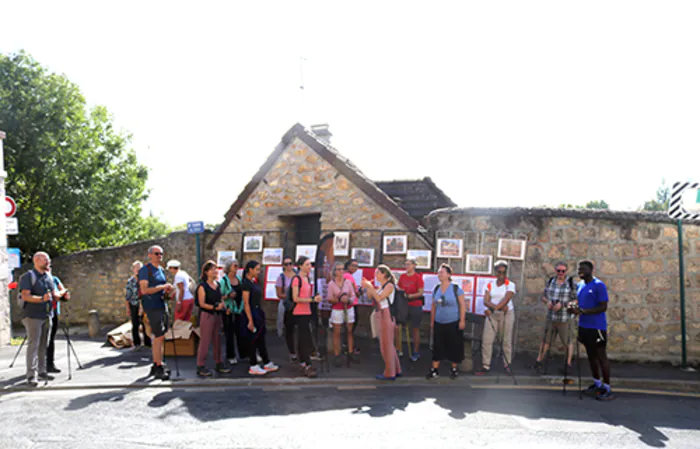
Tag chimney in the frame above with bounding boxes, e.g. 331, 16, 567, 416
310, 124, 332, 144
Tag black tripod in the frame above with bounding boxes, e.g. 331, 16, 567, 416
9, 322, 83, 380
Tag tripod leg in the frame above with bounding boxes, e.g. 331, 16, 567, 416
9, 336, 27, 368
170, 314, 179, 377
62, 325, 83, 368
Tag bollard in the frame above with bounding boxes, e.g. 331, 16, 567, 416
87, 310, 100, 339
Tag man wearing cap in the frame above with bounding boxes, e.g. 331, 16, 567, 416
167, 260, 194, 322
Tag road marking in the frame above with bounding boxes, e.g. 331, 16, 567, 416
337, 386, 377, 391
263, 386, 302, 391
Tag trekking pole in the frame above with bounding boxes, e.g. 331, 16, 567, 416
563, 321, 571, 395
486, 312, 517, 386
405, 324, 411, 360
576, 324, 582, 400
9, 335, 26, 368
308, 320, 323, 372
169, 309, 180, 377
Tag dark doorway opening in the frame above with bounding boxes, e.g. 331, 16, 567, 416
293, 214, 321, 245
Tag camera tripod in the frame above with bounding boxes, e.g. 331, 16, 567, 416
10, 321, 84, 380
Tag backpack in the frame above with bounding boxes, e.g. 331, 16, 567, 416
284, 275, 302, 313
547, 276, 575, 292
17, 270, 54, 309
137, 264, 157, 299
383, 282, 409, 325
432, 283, 460, 309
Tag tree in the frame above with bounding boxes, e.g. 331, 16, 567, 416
584, 200, 609, 210
642, 181, 670, 211
0, 51, 170, 258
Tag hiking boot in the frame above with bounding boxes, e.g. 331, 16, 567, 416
154, 365, 170, 380
450, 367, 459, 380
304, 365, 317, 378
197, 366, 213, 377
215, 363, 231, 374
38, 373, 55, 381
149, 363, 158, 377
263, 362, 279, 373
334, 355, 343, 368
474, 366, 490, 376
583, 384, 604, 397
47, 365, 61, 374
596, 389, 616, 401
426, 368, 439, 380
249, 365, 267, 376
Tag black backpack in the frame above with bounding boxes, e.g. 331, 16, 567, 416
284, 275, 302, 313
384, 282, 409, 325
548, 276, 575, 291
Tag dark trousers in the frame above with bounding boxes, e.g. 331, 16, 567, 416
130, 303, 151, 347
295, 315, 313, 365
234, 314, 248, 360
223, 313, 237, 360
47, 314, 59, 366
284, 311, 296, 355
248, 332, 270, 367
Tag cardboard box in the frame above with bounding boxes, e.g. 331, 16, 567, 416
164, 334, 198, 357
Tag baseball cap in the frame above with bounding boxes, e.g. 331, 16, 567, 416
166, 260, 181, 268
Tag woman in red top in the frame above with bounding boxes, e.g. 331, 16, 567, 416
328, 262, 357, 367
291, 256, 322, 378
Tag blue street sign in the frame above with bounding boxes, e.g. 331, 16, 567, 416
187, 221, 205, 234
8, 248, 20, 269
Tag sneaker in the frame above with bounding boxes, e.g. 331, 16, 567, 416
215, 363, 231, 374
410, 352, 420, 362
289, 354, 299, 363
334, 355, 343, 368
228, 358, 239, 365
263, 362, 279, 373
582, 384, 604, 397
310, 352, 322, 361
596, 389, 616, 401
47, 365, 61, 374
197, 366, 213, 377
304, 365, 317, 378
426, 368, 439, 380
26, 378, 38, 388
38, 373, 55, 381
376, 374, 396, 381
353, 348, 361, 356
249, 365, 267, 376
474, 366, 490, 376
154, 365, 170, 381
450, 368, 459, 380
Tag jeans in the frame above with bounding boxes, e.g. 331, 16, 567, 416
22, 317, 51, 380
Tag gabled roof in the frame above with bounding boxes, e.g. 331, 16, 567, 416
375, 178, 457, 222
207, 123, 421, 249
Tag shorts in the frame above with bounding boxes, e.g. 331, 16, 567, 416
545, 321, 574, 347
432, 321, 464, 364
330, 307, 355, 325
407, 306, 423, 329
145, 308, 169, 338
578, 326, 607, 349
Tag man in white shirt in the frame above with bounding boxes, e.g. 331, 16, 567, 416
167, 260, 194, 322
476, 260, 516, 376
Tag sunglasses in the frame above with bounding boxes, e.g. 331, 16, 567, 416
284, 262, 293, 266
556, 269, 567, 273
496, 270, 506, 275
153, 252, 163, 256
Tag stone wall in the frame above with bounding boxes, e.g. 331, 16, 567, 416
428, 207, 700, 364
0, 131, 9, 344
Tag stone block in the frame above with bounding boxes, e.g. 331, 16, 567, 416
613, 243, 635, 258
600, 227, 618, 240
588, 244, 610, 257
651, 307, 672, 322
553, 218, 573, 226
635, 244, 654, 258
645, 292, 667, 305
564, 228, 580, 242
663, 226, 678, 238
600, 260, 618, 274
688, 258, 700, 273
624, 307, 650, 321
641, 259, 664, 274
618, 293, 644, 305
650, 276, 673, 291
551, 229, 564, 243
621, 260, 639, 274
582, 227, 597, 240
570, 243, 588, 258
547, 244, 567, 259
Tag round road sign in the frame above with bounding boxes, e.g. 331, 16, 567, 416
5, 196, 16, 218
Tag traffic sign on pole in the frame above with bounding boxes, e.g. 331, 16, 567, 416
5, 196, 16, 218
187, 221, 205, 234
6, 217, 18, 235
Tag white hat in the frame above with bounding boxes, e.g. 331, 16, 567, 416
166, 260, 181, 268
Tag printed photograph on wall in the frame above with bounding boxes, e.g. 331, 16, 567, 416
243, 236, 263, 253
296, 245, 317, 261
383, 235, 407, 255
333, 232, 350, 256
406, 249, 432, 270
351, 248, 375, 267
436, 238, 463, 259
465, 254, 493, 275
217, 251, 236, 268
262, 248, 283, 265
497, 238, 527, 260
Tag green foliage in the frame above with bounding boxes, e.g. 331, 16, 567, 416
584, 200, 609, 210
642, 181, 670, 211
0, 51, 171, 257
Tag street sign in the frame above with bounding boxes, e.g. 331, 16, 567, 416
669, 182, 700, 221
8, 248, 20, 269
6, 217, 18, 235
5, 196, 16, 218
187, 221, 205, 234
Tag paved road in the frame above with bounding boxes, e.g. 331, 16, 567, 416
1, 384, 699, 449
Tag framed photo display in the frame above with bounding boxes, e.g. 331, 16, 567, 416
351, 248, 375, 267
217, 251, 236, 268
465, 254, 492, 275
383, 235, 407, 255
497, 238, 527, 260
437, 238, 463, 259
296, 245, 317, 261
243, 236, 263, 253
334, 232, 350, 256
262, 248, 283, 265
406, 249, 432, 270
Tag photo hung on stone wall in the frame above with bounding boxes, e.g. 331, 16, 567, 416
217, 251, 236, 268
243, 236, 263, 253
351, 248, 375, 267
333, 232, 350, 256
296, 245, 317, 261
436, 238, 463, 259
406, 249, 432, 270
262, 248, 283, 265
383, 235, 408, 255
465, 254, 493, 275
497, 238, 527, 260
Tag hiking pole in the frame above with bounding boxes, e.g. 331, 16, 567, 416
343, 302, 351, 368
308, 319, 323, 372
563, 321, 573, 395
486, 312, 517, 386
169, 308, 180, 377
576, 324, 582, 400
9, 335, 26, 368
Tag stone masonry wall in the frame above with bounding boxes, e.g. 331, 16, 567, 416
428, 208, 700, 364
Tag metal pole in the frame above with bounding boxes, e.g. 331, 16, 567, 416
677, 219, 687, 370
196, 233, 201, 273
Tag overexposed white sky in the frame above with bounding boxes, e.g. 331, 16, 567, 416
1, 1, 698, 226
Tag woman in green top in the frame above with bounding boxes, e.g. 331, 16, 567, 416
220, 259, 245, 364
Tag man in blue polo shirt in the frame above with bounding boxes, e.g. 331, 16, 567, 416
572, 260, 614, 401
139, 245, 173, 380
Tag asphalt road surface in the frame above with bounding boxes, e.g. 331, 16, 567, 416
1, 384, 699, 449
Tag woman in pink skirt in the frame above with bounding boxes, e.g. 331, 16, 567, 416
362, 265, 402, 380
